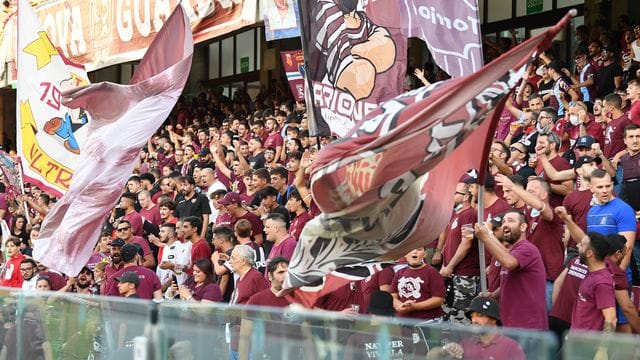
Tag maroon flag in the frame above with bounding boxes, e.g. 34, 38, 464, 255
283, 11, 575, 291
280, 50, 305, 101
299, 0, 407, 137
33, 5, 193, 276
397, 0, 483, 77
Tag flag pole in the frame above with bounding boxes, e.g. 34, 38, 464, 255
477, 185, 487, 293
16, 162, 31, 224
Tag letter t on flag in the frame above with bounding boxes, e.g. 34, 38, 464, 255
33, 5, 194, 276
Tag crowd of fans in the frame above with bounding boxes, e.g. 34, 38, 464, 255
0, 20, 639, 359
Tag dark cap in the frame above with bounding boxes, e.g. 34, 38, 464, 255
120, 243, 142, 262
574, 156, 602, 169
218, 192, 242, 206
576, 135, 596, 148
110, 238, 126, 248
120, 192, 137, 201
466, 296, 501, 323
115, 271, 140, 286
199, 147, 211, 156
489, 213, 504, 229
367, 291, 395, 316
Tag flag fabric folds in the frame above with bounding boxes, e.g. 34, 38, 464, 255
283, 11, 575, 292
16, 0, 91, 197
280, 50, 306, 101
397, 0, 483, 77
33, 5, 194, 276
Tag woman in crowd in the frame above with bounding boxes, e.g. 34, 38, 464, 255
171, 258, 222, 303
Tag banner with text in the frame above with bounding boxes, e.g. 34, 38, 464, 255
280, 50, 305, 101
17, 0, 92, 197
1, 0, 257, 72
300, 0, 406, 137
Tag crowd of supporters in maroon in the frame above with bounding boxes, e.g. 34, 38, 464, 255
1, 21, 640, 358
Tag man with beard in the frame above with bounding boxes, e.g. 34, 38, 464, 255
59, 267, 95, 295
597, 46, 623, 97
391, 246, 445, 321
105, 238, 126, 281
106, 244, 162, 300
174, 176, 211, 239
20, 259, 40, 291
496, 175, 564, 310
240, 258, 300, 359
158, 200, 178, 224
182, 216, 212, 274
475, 209, 548, 330
437, 182, 479, 324
571, 232, 616, 333
264, 118, 284, 162
244, 137, 266, 170
219, 192, 264, 246
119, 192, 144, 236
534, 132, 574, 208
154, 223, 191, 295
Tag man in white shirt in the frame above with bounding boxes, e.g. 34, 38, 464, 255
153, 223, 191, 297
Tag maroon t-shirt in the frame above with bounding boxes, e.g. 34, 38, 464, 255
550, 258, 588, 323
215, 213, 234, 228
562, 189, 593, 249
459, 334, 525, 360
124, 211, 144, 237
189, 281, 223, 302
605, 258, 629, 291
231, 268, 270, 305
604, 114, 632, 159
191, 239, 212, 264
487, 258, 502, 293
443, 207, 479, 276
290, 211, 312, 240
130, 236, 153, 258
391, 265, 445, 320
500, 240, 548, 330
247, 288, 290, 307
232, 211, 264, 240
630, 100, 640, 126
525, 206, 565, 281
536, 155, 572, 208
267, 236, 297, 262
264, 132, 284, 151
140, 205, 162, 226
571, 268, 616, 331
316, 281, 365, 313
106, 265, 161, 299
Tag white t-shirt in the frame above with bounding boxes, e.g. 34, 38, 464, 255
157, 240, 192, 297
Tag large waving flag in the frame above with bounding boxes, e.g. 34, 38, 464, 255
33, 5, 194, 276
283, 11, 576, 292
16, 0, 91, 197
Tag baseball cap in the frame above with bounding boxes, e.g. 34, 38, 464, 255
466, 296, 501, 324
120, 243, 142, 262
218, 192, 242, 206
115, 271, 140, 286
576, 135, 596, 148
110, 238, 126, 248
574, 156, 602, 169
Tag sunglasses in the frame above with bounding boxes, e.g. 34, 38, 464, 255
116, 227, 131, 232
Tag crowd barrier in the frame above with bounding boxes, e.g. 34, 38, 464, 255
0, 289, 570, 359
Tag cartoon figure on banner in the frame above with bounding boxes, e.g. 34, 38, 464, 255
42, 76, 89, 155
316, 0, 397, 101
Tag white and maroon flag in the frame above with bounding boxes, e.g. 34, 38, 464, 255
283, 11, 575, 292
16, 0, 91, 197
33, 5, 193, 276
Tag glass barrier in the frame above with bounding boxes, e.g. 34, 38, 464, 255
563, 331, 640, 360
1, 289, 559, 360
3, 289, 154, 360
157, 302, 558, 360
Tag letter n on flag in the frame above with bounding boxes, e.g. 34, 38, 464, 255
16, 0, 91, 197
33, 5, 194, 276
283, 11, 576, 301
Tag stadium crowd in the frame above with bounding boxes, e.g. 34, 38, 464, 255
0, 20, 640, 359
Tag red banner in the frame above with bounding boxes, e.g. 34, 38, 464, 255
280, 50, 305, 101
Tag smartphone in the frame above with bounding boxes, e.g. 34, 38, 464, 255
172, 274, 178, 284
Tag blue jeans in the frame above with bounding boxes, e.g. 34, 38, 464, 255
546, 280, 554, 313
